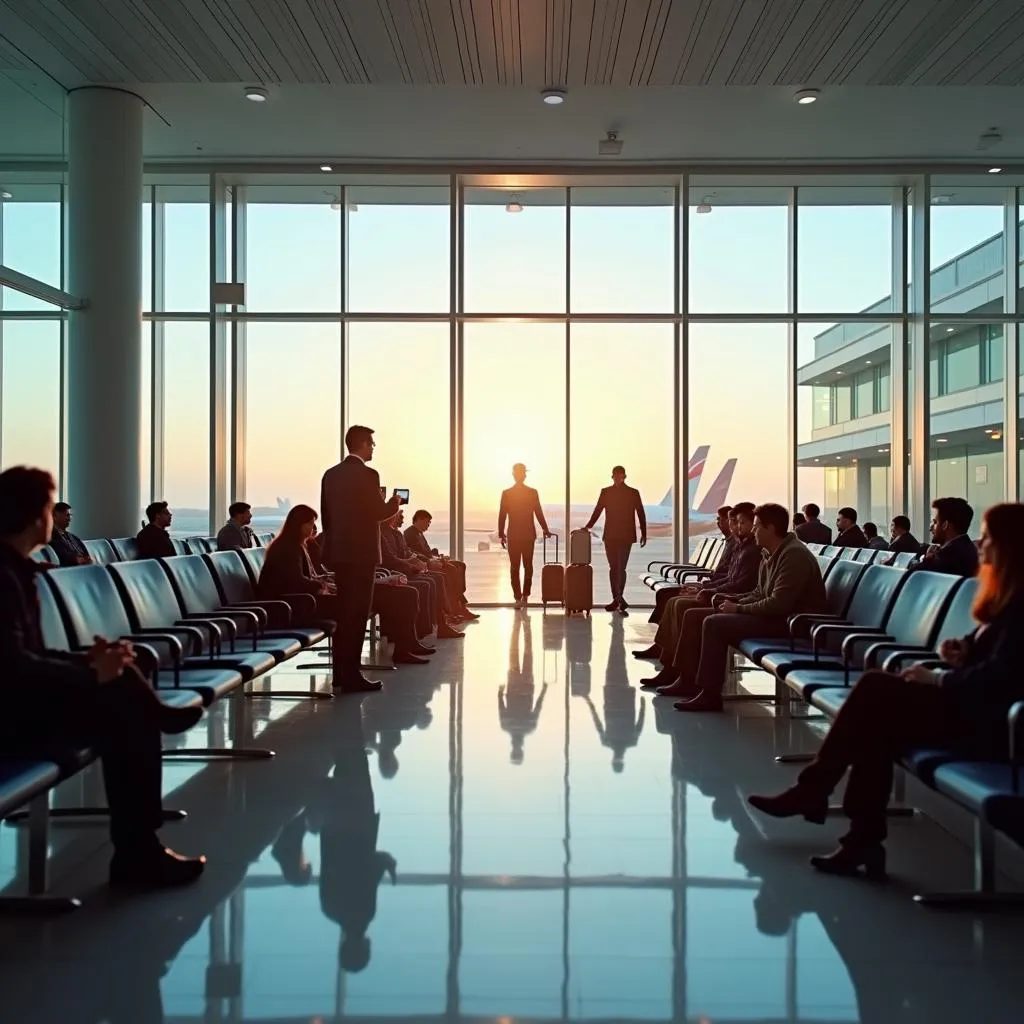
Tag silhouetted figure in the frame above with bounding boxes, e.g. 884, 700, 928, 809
498, 462, 552, 608
498, 613, 547, 762
888, 514, 922, 554
834, 506, 868, 548
320, 424, 402, 692
216, 500, 255, 551
795, 502, 832, 545
583, 465, 647, 612
49, 501, 91, 565
136, 500, 175, 558
907, 496, 978, 577
863, 521, 889, 550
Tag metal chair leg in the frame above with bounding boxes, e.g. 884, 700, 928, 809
0, 795, 81, 914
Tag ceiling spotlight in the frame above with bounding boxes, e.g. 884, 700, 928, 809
988, 166, 1002, 174
244, 86, 268, 102
794, 89, 819, 105
319, 164, 333, 172
992, 432, 1003, 440
946, 326, 955, 332
541, 88, 566, 105
598, 131, 623, 156
985, 428, 995, 434
936, 438, 948, 443
866, 359, 872, 365
0, 190, 11, 200
505, 195, 524, 214
696, 195, 714, 214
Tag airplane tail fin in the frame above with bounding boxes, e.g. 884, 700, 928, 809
695, 459, 737, 515
686, 445, 710, 511
658, 487, 673, 507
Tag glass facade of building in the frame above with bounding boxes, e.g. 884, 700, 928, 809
0, 173, 1021, 602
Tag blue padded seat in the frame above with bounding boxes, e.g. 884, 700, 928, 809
0, 761, 60, 817
807, 686, 851, 716
83, 538, 118, 565
900, 748, 962, 787
110, 537, 139, 561
933, 763, 1024, 847
760, 650, 844, 679
784, 670, 847, 700
163, 667, 245, 705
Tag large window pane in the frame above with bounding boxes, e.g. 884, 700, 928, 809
345, 323, 449, 548
160, 185, 209, 313
690, 324, 788, 550
929, 187, 1004, 315
464, 188, 565, 313
244, 187, 341, 312
927, 321, 1005, 533
347, 184, 450, 312
1, 185, 62, 312
569, 187, 674, 313
569, 324, 673, 605
463, 324, 565, 601
162, 323, 209, 534
797, 187, 893, 313
244, 323, 341, 530
1, 320, 61, 479
798, 323, 894, 530
139, 323, 152, 516
688, 187, 789, 314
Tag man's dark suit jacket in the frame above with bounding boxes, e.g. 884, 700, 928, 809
584, 484, 647, 544
320, 456, 399, 566
403, 525, 437, 559
834, 524, 868, 549
136, 523, 175, 560
498, 483, 547, 542
50, 529, 89, 566
0, 543, 94, 698
379, 526, 411, 573
795, 519, 832, 545
889, 531, 922, 554
909, 532, 978, 578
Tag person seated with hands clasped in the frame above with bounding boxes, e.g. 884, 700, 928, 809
748, 502, 1024, 882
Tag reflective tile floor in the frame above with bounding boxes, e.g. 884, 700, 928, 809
1, 611, 1024, 1022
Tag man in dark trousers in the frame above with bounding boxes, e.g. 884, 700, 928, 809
584, 465, 647, 613
498, 462, 552, 608
321, 425, 402, 693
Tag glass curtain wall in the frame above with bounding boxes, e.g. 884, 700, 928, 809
7, 171, 1024, 563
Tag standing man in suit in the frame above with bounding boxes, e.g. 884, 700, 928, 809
583, 465, 647, 613
321, 425, 402, 693
498, 463, 552, 609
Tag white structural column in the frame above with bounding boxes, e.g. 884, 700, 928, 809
66, 87, 144, 537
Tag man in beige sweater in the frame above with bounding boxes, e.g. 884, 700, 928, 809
667, 502, 826, 713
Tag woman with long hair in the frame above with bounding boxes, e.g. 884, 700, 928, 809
258, 505, 333, 600
748, 502, 1024, 881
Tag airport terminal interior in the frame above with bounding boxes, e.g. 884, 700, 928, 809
2, 0, 1024, 1020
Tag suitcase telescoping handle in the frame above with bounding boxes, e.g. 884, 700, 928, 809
544, 533, 559, 564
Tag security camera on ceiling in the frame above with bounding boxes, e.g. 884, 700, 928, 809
598, 131, 623, 156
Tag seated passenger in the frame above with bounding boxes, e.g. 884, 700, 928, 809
834, 507, 867, 548
795, 503, 832, 545
862, 522, 889, 551
638, 503, 762, 685
49, 501, 92, 566
0, 467, 205, 888
908, 497, 978, 578
372, 570, 436, 664
217, 501, 255, 551
650, 506, 734, 624
258, 505, 335, 600
669, 503, 827, 713
792, 512, 806, 528
137, 501, 176, 559
887, 515, 922, 554
748, 502, 1024, 881
404, 508, 477, 619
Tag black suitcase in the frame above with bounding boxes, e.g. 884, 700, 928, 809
541, 535, 564, 607
565, 563, 593, 616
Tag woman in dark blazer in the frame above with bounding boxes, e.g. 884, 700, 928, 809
748, 502, 1024, 881
258, 505, 334, 602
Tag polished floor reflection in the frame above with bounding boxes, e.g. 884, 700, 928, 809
1, 611, 1023, 1022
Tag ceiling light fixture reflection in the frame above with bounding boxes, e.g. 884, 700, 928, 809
794, 88, 819, 105
988, 167, 1002, 174
992, 432, 1003, 440
946, 326, 955, 333
936, 437, 948, 443
244, 86, 268, 102
541, 88, 566, 105
0, 190, 11, 200
505, 195, 524, 214
319, 164, 333, 172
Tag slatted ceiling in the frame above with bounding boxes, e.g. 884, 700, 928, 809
3, 0, 1024, 87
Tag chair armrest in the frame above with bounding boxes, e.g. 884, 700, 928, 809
839, 630, 891, 661
177, 617, 227, 654
224, 599, 292, 628
1009, 702, 1024, 794
136, 625, 204, 657
121, 631, 183, 663
788, 613, 844, 641
674, 569, 714, 583
280, 592, 318, 621
213, 605, 267, 632
868, 644, 933, 671
808, 622, 880, 659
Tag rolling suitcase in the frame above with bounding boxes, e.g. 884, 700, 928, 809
569, 528, 592, 565
564, 562, 593, 616
541, 535, 564, 607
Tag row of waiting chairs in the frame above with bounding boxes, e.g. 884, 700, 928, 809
642, 536, 918, 592
727, 556, 1020, 905
0, 546, 329, 912
32, 531, 277, 567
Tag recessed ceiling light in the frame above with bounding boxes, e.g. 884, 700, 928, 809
814, 458, 820, 463
505, 198, 524, 214
945, 326, 955, 333
984, 428, 994, 434
988, 167, 1002, 174
936, 438, 948, 443
835, 456, 842, 461
866, 359, 872, 365
319, 164, 333, 172
0, 190, 11, 200
835, 370, 843, 375
244, 86, 268, 102
541, 88, 566, 105
991, 432, 1003, 440
794, 89, 819, 105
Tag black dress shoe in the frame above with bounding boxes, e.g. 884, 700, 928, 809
333, 676, 383, 693
643, 666, 679, 689
747, 785, 828, 825
157, 704, 203, 736
632, 645, 662, 660
673, 690, 724, 713
110, 847, 206, 889
393, 651, 429, 665
604, 600, 621, 612
810, 843, 887, 881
